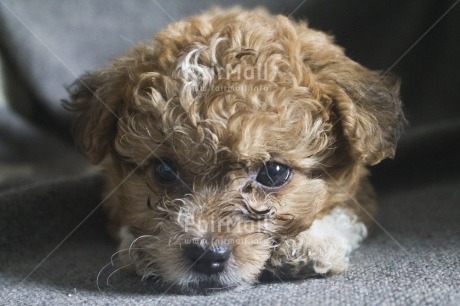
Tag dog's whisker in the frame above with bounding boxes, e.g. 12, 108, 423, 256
110, 248, 131, 267
128, 235, 157, 262
96, 250, 138, 293
106, 262, 136, 287
97, 259, 120, 292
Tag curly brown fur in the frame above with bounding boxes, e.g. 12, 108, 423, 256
67, 7, 405, 292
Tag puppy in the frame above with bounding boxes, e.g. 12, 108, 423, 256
68, 7, 405, 292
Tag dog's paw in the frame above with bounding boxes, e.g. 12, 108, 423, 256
268, 233, 349, 279
267, 207, 367, 279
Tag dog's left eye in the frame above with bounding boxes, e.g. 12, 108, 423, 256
256, 162, 291, 188
154, 159, 179, 184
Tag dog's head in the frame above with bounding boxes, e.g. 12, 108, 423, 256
68, 8, 405, 291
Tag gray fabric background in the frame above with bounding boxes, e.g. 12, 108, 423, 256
1, 0, 459, 305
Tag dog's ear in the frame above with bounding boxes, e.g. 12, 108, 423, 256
312, 55, 406, 165
296, 27, 406, 165
323, 63, 406, 165
65, 67, 128, 164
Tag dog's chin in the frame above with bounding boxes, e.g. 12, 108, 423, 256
142, 270, 245, 294
173, 275, 240, 294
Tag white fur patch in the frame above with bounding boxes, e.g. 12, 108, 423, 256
118, 226, 135, 247
299, 206, 368, 274
272, 206, 368, 275
308, 207, 368, 255
117, 226, 136, 268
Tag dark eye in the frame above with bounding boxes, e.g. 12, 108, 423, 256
154, 159, 179, 184
256, 162, 291, 188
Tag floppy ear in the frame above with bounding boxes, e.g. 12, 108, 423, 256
66, 67, 128, 164
321, 62, 406, 165
296, 26, 406, 165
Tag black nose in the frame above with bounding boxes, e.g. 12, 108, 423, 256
184, 244, 231, 275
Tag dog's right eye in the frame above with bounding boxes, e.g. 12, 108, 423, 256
256, 162, 291, 188
154, 159, 179, 184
